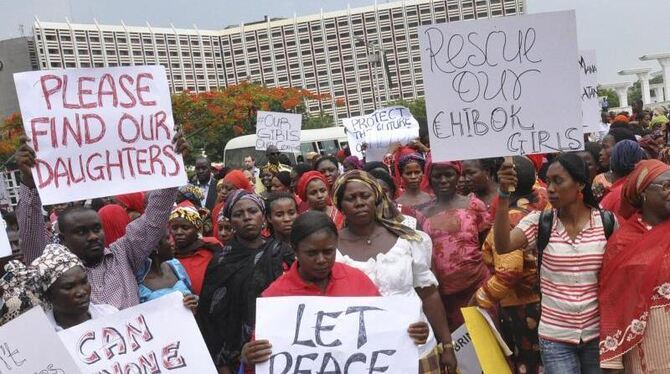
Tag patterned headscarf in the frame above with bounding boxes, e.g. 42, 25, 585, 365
343, 156, 364, 170
169, 206, 204, 232
33, 244, 85, 295
219, 170, 254, 192
0, 261, 41, 325
296, 171, 330, 203
261, 163, 279, 176
332, 170, 422, 241
620, 159, 670, 219
179, 184, 205, 202
222, 190, 266, 219
420, 153, 463, 194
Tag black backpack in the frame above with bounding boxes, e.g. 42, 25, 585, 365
536, 209, 615, 272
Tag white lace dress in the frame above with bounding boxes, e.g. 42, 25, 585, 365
337, 230, 438, 357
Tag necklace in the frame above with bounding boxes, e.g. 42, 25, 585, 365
365, 231, 383, 245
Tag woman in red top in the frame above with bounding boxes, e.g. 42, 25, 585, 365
296, 171, 345, 229
169, 205, 222, 295
240, 211, 429, 372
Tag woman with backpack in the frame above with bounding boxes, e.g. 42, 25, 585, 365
494, 153, 616, 374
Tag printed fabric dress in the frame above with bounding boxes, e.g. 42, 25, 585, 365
420, 194, 492, 330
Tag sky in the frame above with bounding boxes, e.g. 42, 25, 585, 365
1, 0, 668, 84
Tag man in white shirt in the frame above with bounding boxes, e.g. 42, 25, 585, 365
593, 111, 611, 142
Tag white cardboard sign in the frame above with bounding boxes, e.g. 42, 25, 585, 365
255, 296, 420, 374
342, 106, 419, 161
452, 324, 483, 374
255, 111, 302, 153
14, 65, 188, 205
0, 307, 82, 373
579, 50, 601, 133
0, 217, 12, 258
58, 292, 217, 374
418, 10, 583, 161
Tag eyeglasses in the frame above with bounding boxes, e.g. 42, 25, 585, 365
648, 180, 670, 193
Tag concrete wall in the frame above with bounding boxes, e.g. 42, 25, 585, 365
0, 37, 35, 118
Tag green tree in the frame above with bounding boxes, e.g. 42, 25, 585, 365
303, 112, 335, 129
598, 87, 619, 108
628, 81, 642, 106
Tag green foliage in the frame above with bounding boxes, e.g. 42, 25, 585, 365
598, 87, 619, 108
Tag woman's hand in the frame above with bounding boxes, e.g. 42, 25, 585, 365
497, 159, 517, 193
241, 340, 273, 365
172, 126, 189, 155
440, 346, 458, 374
183, 294, 199, 314
407, 321, 429, 345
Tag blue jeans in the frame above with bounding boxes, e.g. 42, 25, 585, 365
539, 338, 602, 374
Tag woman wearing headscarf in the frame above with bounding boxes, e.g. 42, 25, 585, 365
97, 204, 131, 247
495, 153, 616, 374
258, 164, 278, 197
269, 171, 292, 193
197, 190, 294, 374
342, 155, 364, 171
169, 205, 222, 295
600, 140, 646, 222
114, 192, 146, 220
474, 156, 549, 374
211, 170, 254, 234
599, 160, 670, 373
333, 170, 458, 374
396, 153, 433, 208
177, 184, 206, 208
0, 244, 118, 330
295, 170, 345, 229
594, 127, 638, 201
416, 155, 491, 330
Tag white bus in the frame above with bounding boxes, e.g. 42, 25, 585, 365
223, 127, 348, 167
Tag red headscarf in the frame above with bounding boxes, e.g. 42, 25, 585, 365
613, 114, 630, 123
115, 192, 146, 215
392, 146, 421, 190
98, 204, 131, 247
296, 171, 330, 203
420, 153, 463, 195
620, 159, 670, 219
221, 169, 253, 192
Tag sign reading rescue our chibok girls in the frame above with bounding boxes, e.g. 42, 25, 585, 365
255, 296, 420, 374
255, 111, 302, 153
417, 10, 583, 161
0, 307, 82, 374
13, 65, 188, 205
57, 292, 217, 373
579, 49, 601, 134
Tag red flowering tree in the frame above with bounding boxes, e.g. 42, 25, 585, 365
0, 113, 25, 167
172, 82, 333, 162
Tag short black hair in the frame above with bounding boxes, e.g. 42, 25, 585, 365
195, 156, 211, 164
57, 205, 98, 233
274, 171, 292, 188
315, 155, 339, 170
369, 169, 397, 197
265, 192, 297, 218
290, 210, 337, 249
363, 161, 387, 173
293, 163, 313, 179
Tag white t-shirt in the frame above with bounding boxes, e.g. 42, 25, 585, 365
46, 303, 118, 331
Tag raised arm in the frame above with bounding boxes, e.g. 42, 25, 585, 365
15, 138, 49, 263
494, 160, 528, 254
109, 128, 188, 272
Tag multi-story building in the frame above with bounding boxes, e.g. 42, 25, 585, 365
33, 0, 524, 121
0, 36, 39, 118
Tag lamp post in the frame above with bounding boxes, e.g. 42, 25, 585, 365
355, 36, 390, 109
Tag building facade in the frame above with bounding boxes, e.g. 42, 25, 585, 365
0, 37, 38, 118
33, 0, 525, 121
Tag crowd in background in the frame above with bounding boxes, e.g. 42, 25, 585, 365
0, 102, 669, 374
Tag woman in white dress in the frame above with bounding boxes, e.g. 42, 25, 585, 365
332, 170, 458, 374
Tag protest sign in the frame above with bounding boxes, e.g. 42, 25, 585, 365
418, 10, 582, 161
13, 65, 188, 205
255, 111, 302, 153
452, 324, 483, 374
462, 307, 512, 374
255, 296, 420, 374
0, 217, 13, 258
0, 307, 82, 373
58, 292, 216, 374
579, 50, 601, 133
342, 106, 419, 161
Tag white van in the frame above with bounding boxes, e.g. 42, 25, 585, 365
223, 127, 348, 167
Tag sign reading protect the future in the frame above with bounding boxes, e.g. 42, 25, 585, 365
13, 65, 188, 205
418, 10, 582, 161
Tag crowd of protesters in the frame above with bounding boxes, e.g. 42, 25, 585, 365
0, 103, 669, 374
